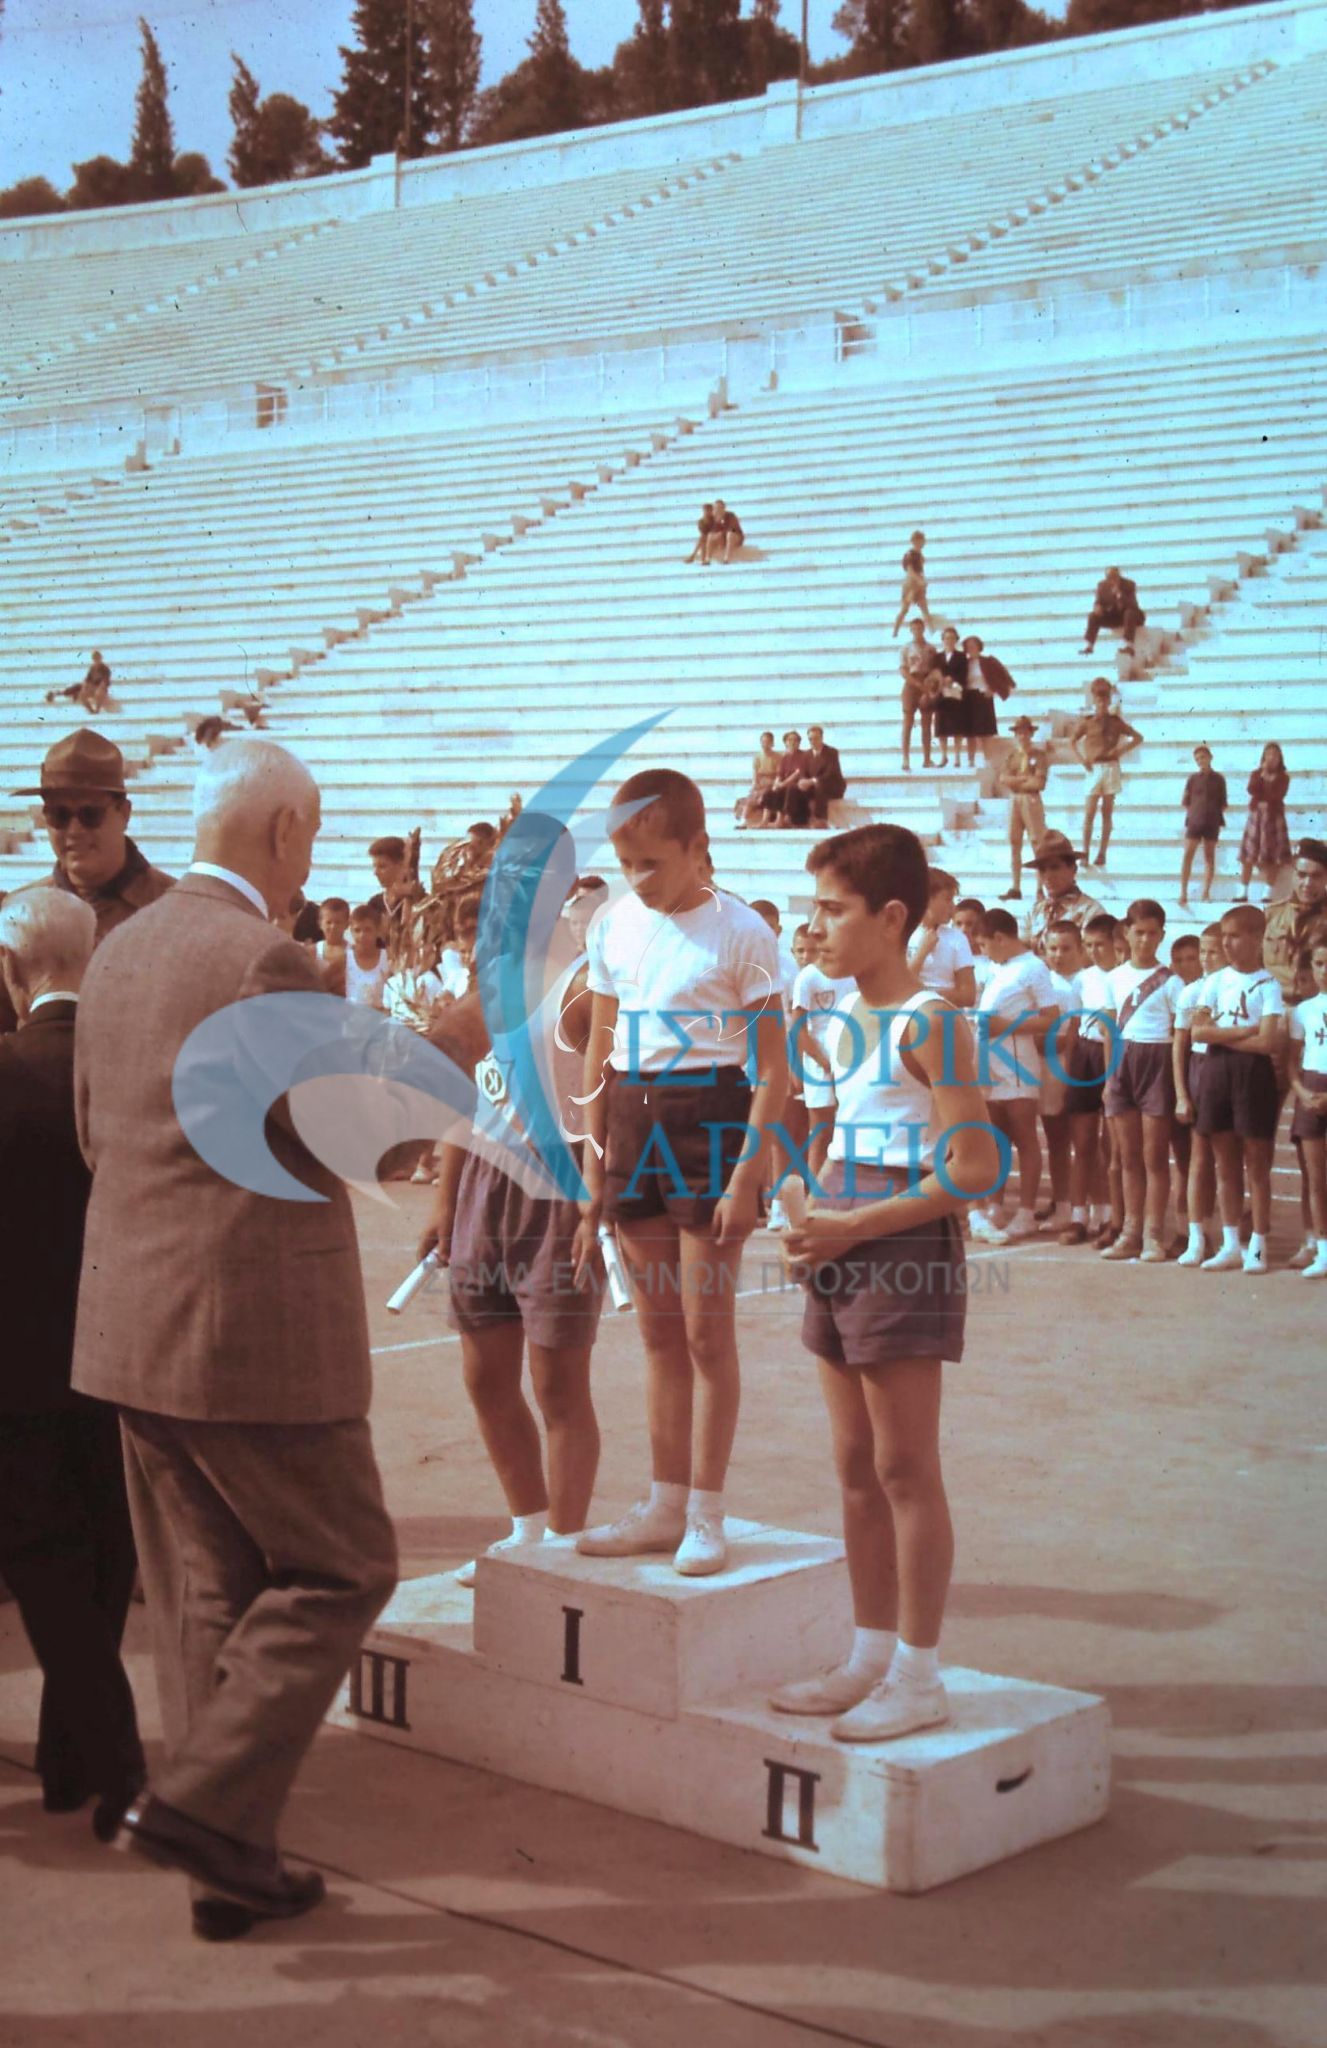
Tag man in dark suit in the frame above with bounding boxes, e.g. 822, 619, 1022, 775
793, 726, 848, 828
73, 738, 397, 1936
0, 888, 144, 1836
1081, 567, 1146, 655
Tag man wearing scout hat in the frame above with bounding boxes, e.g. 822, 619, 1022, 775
996, 714, 1049, 901
1264, 837, 1327, 999
14, 730, 173, 946
1021, 830, 1107, 959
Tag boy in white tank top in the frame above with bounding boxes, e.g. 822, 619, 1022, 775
768, 823, 1000, 1744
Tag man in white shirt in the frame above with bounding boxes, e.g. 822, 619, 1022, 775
970, 908, 1059, 1243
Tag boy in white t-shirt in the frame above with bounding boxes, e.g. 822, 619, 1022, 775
791, 930, 856, 1177
1101, 898, 1183, 1264
970, 908, 1060, 1243
1057, 912, 1117, 1244
1287, 937, 1327, 1278
577, 769, 788, 1577
953, 897, 993, 994
343, 903, 389, 1010
1191, 904, 1285, 1274
1038, 920, 1085, 1234
1173, 923, 1226, 1265
906, 868, 977, 1009
315, 896, 350, 995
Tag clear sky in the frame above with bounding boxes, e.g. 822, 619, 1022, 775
0, 0, 857, 193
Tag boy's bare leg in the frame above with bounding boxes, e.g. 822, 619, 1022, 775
1209, 1129, 1244, 1228
460, 1326, 548, 1518
816, 1359, 897, 1630
617, 1216, 694, 1487
1202, 842, 1216, 899
1098, 795, 1116, 864
1068, 1110, 1099, 1211
1301, 1136, 1327, 1238
1170, 1121, 1192, 1230
1112, 1110, 1146, 1234
1042, 1111, 1071, 1209
860, 1360, 951, 1650
998, 1100, 1042, 1212
527, 1341, 599, 1535
1188, 1130, 1215, 1225
1243, 1136, 1274, 1237
1179, 837, 1197, 904
679, 1226, 745, 1495
808, 1111, 835, 1180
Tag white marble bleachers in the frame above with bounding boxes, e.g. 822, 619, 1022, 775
902, 49, 1327, 309
2, 158, 732, 416
3, 331, 1317, 908
0, 61, 1275, 423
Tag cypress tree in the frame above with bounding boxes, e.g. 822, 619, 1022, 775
130, 17, 176, 198
424, 0, 482, 151
330, 0, 435, 166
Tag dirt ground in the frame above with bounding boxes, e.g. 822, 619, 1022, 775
1, 1182, 1323, 2048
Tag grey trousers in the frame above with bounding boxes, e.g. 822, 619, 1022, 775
120, 1408, 397, 1851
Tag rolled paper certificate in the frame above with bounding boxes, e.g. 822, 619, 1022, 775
597, 1224, 633, 1312
780, 1179, 808, 1229
386, 1248, 442, 1314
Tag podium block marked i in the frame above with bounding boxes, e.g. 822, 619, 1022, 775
473, 1518, 852, 1716
331, 1525, 1111, 1893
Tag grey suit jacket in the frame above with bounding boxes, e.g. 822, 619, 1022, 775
71, 872, 372, 1425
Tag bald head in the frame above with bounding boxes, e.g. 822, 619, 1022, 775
192, 738, 322, 917
0, 886, 96, 1018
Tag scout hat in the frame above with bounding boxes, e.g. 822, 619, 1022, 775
14, 728, 128, 798
1011, 715, 1037, 736
1031, 829, 1079, 869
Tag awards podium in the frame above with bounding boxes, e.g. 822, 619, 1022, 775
330, 1521, 1110, 1892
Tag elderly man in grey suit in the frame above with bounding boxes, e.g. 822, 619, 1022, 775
72, 738, 397, 1938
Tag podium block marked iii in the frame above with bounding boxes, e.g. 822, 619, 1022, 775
330, 1525, 1110, 1893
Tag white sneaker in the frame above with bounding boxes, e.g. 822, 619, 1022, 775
1004, 1210, 1040, 1241
576, 1500, 686, 1557
1201, 1245, 1244, 1272
1302, 1252, 1327, 1279
456, 1530, 546, 1585
1176, 1240, 1208, 1268
766, 1199, 789, 1233
673, 1513, 727, 1577
1287, 1242, 1317, 1271
1242, 1246, 1268, 1275
969, 1210, 1009, 1246
454, 1558, 477, 1587
770, 1662, 878, 1716
831, 1675, 949, 1744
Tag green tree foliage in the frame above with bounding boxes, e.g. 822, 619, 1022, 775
330, 0, 435, 165
171, 150, 225, 197
424, 0, 482, 150
613, 0, 673, 118
469, 0, 589, 146
230, 55, 332, 185
669, 0, 746, 105
0, 176, 68, 219
66, 155, 141, 210
130, 17, 176, 197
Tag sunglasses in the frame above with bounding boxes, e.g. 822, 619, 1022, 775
43, 801, 115, 831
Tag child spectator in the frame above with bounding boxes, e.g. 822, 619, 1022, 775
970, 908, 1060, 1244
1287, 938, 1327, 1279
906, 868, 977, 1008
1039, 920, 1086, 1234
769, 823, 998, 1741
1101, 899, 1183, 1264
997, 716, 1048, 901
892, 529, 932, 634
953, 897, 992, 992
1072, 677, 1144, 868
790, 928, 855, 1179
1238, 744, 1291, 900
1058, 912, 1118, 1246
1192, 904, 1285, 1273
736, 731, 780, 828
316, 896, 350, 997
705, 499, 745, 565
899, 618, 940, 773
1174, 923, 1226, 1266
932, 626, 966, 768
1179, 745, 1227, 909
760, 731, 808, 827
685, 503, 716, 564
343, 904, 390, 1010
576, 769, 788, 1576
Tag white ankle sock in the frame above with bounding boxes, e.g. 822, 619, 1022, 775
1221, 1224, 1240, 1252
1317, 1239, 1327, 1258
649, 1481, 689, 1514
1187, 1220, 1205, 1253
846, 1626, 896, 1680
511, 1512, 548, 1543
1248, 1232, 1266, 1257
890, 1640, 941, 1687
1072, 1206, 1088, 1225
687, 1487, 724, 1521
543, 1527, 578, 1546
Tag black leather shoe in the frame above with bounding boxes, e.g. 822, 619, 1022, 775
92, 1769, 147, 1844
192, 1898, 262, 1943
120, 1795, 327, 1920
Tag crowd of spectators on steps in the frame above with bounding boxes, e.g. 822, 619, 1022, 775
737, 726, 846, 829
684, 498, 746, 565
897, 622, 1016, 773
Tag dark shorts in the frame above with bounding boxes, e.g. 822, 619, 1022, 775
449, 1151, 603, 1349
799, 1163, 966, 1370
1186, 1051, 1209, 1119
1290, 1068, 1327, 1142
603, 1064, 753, 1229
1104, 1040, 1175, 1120
1066, 1036, 1107, 1116
1196, 1045, 1281, 1141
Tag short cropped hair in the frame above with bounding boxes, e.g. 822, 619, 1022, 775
611, 768, 706, 846
1221, 903, 1266, 937
1298, 938, 1327, 967
955, 895, 985, 917
1170, 935, 1200, 956
792, 922, 811, 940
320, 897, 350, 918
982, 907, 1019, 940
926, 867, 958, 897
349, 903, 380, 923
749, 898, 779, 922
1047, 919, 1085, 942
806, 823, 929, 933
1202, 922, 1225, 940
1125, 899, 1166, 927
368, 836, 406, 861
1083, 913, 1118, 939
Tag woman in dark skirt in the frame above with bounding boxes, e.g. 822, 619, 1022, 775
1239, 743, 1291, 897
932, 626, 967, 769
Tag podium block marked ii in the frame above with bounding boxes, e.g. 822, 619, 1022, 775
330, 1527, 1110, 1892
473, 1519, 852, 1717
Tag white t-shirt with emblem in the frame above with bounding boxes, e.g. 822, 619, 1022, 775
1174, 971, 1214, 1057
1202, 965, 1285, 1033
1288, 992, 1327, 1069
